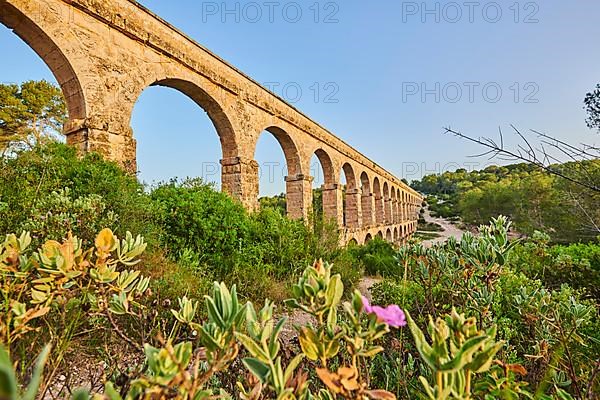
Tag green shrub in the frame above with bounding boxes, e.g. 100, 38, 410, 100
0, 143, 158, 245
21, 188, 117, 246
331, 246, 364, 296
509, 234, 600, 300
150, 178, 250, 275
353, 237, 398, 277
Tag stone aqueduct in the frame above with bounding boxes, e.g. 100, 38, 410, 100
1, 0, 423, 244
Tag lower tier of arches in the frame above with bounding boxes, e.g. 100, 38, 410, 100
342, 221, 419, 247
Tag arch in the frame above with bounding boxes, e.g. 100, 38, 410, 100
373, 177, 382, 196
341, 163, 359, 228
256, 126, 302, 176
149, 78, 239, 159
348, 238, 358, 246
373, 178, 384, 224
376, 231, 383, 239
390, 186, 397, 224
1, 4, 86, 120
383, 182, 390, 197
253, 126, 305, 219
360, 171, 373, 227
386, 228, 392, 242
311, 149, 338, 224
312, 148, 335, 185
360, 171, 371, 193
365, 233, 373, 243
341, 162, 358, 190
382, 182, 392, 224
132, 85, 226, 184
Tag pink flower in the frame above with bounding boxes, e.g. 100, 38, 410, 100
361, 296, 407, 328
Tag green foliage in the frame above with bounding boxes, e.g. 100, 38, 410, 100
412, 161, 600, 243
352, 238, 397, 277
150, 178, 249, 273
0, 228, 150, 399
150, 179, 342, 302
406, 308, 503, 399
371, 217, 600, 398
0, 143, 159, 247
0, 144, 346, 305
3, 260, 401, 399
509, 235, 600, 300
0, 344, 50, 400
2, 220, 597, 400
22, 188, 118, 246
259, 192, 286, 215
584, 83, 600, 131
0, 80, 66, 153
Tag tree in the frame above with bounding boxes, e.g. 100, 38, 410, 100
0, 80, 66, 154
584, 83, 600, 132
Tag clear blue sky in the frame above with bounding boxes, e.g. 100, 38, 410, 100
2, 1, 599, 195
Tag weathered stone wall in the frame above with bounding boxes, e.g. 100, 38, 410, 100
0, 0, 423, 243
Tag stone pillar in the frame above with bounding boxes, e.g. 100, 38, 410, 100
375, 194, 384, 224
361, 193, 375, 227
345, 188, 362, 229
384, 198, 392, 224
66, 120, 137, 173
322, 183, 343, 226
285, 174, 313, 221
220, 157, 259, 212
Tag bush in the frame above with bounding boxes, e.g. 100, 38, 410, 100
509, 233, 600, 300
352, 237, 398, 277
150, 178, 250, 275
0, 143, 158, 246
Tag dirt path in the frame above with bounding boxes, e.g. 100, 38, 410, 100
421, 207, 465, 247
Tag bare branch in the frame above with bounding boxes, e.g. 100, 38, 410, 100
443, 127, 600, 193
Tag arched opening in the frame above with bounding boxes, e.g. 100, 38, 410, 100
1, 5, 86, 121
311, 149, 337, 225
132, 85, 225, 185
255, 126, 302, 217
348, 238, 358, 246
151, 79, 238, 159
365, 233, 373, 243
340, 168, 347, 226
402, 191, 407, 223
360, 172, 373, 227
397, 189, 402, 223
390, 187, 397, 224
341, 163, 359, 228
383, 182, 391, 224
373, 178, 384, 224
376, 231, 383, 239
394, 227, 398, 241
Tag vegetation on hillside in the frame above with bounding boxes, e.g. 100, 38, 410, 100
411, 161, 600, 243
